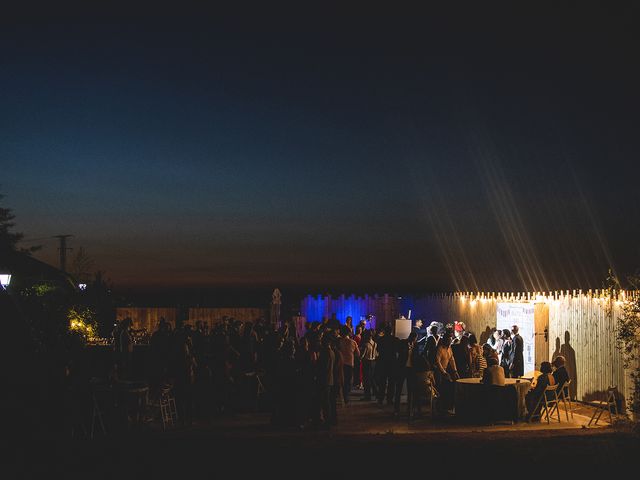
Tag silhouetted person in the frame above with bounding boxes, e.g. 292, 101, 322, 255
394, 332, 418, 418
510, 325, 524, 378
317, 335, 336, 429
294, 337, 316, 429
271, 341, 297, 428
451, 334, 471, 378
337, 325, 360, 405
118, 318, 134, 377
375, 324, 398, 406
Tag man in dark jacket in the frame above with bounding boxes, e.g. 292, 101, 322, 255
393, 332, 418, 418
375, 324, 398, 406
412, 319, 428, 355
510, 325, 525, 378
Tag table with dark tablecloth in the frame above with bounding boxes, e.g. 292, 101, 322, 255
455, 378, 531, 422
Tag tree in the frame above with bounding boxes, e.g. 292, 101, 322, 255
0, 192, 39, 254
71, 246, 95, 284
615, 273, 640, 421
0, 192, 24, 253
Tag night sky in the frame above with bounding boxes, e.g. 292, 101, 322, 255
2, 5, 639, 294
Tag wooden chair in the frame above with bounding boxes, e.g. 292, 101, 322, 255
528, 384, 561, 423
588, 386, 618, 426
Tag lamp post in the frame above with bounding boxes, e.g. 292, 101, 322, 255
0, 272, 11, 290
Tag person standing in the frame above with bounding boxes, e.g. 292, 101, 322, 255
317, 335, 336, 428
451, 334, 471, 378
345, 316, 354, 337
359, 330, 377, 401
375, 324, 398, 406
491, 329, 504, 364
500, 329, 513, 378
434, 334, 459, 413
338, 326, 360, 405
412, 319, 428, 355
353, 325, 364, 389
119, 318, 134, 377
423, 324, 440, 368
510, 325, 524, 378
469, 334, 487, 378
394, 332, 418, 418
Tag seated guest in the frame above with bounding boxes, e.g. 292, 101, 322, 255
525, 361, 556, 419
481, 356, 505, 386
482, 343, 498, 365
552, 355, 570, 393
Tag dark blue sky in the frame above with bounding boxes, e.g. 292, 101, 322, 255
2, 5, 639, 292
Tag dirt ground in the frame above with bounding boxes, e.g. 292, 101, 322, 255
12, 389, 639, 478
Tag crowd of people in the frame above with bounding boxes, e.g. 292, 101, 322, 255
103, 315, 571, 430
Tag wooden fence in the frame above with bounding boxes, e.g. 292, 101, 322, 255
187, 307, 266, 330
301, 290, 639, 405
115, 307, 177, 332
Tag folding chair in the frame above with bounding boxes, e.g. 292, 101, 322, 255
244, 371, 267, 411
557, 379, 574, 421
90, 392, 107, 438
588, 386, 618, 426
160, 386, 178, 431
89, 379, 111, 438
528, 384, 561, 423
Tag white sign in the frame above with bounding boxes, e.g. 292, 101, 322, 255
394, 318, 412, 340
496, 303, 535, 375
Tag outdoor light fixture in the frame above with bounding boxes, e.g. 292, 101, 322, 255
78, 283, 87, 291
0, 273, 11, 290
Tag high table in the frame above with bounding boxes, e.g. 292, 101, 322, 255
455, 378, 531, 422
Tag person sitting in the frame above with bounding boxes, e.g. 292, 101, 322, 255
525, 361, 556, 419
481, 356, 505, 386
552, 355, 570, 393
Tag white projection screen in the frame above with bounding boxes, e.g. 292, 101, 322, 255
496, 303, 535, 375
